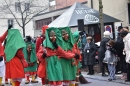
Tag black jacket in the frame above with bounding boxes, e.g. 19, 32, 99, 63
114, 36, 124, 57
98, 37, 110, 61
83, 42, 97, 65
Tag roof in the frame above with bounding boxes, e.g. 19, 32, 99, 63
49, 2, 121, 27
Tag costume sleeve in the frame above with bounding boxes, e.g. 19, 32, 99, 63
73, 44, 82, 60
36, 46, 45, 62
45, 48, 56, 57
0, 31, 7, 43
57, 46, 75, 59
16, 48, 25, 60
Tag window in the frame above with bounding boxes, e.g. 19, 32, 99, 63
35, 18, 52, 29
8, 19, 14, 27
15, 2, 20, 12
25, 3, 30, 11
128, 3, 130, 25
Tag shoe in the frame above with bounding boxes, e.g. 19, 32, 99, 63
0, 84, 4, 86
31, 80, 38, 83
102, 74, 108, 77
25, 80, 30, 84
125, 80, 130, 82
121, 73, 127, 80
108, 79, 112, 81
5, 81, 8, 84
87, 73, 90, 75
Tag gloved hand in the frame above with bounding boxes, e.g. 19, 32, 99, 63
42, 53, 47, 58
28, 63, 34, 66
0, 57, 3, 62
53, 42, 58, 49
74, 54, 79, 60
8, 25, 12, 30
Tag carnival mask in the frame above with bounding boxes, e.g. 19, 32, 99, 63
49, 30, 56, 43
62, 30, 69, 41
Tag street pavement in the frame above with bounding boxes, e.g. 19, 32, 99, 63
3, 72, 130, 86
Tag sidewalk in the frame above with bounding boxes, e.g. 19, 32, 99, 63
82, 72, 130, 85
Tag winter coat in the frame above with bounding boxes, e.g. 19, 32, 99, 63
103, 46, 118, 64
123, 33, 130, 64
6, 49, 26, 78
98, 37, 110, 61
114, 36, 124, 57
83, 42, 97, 65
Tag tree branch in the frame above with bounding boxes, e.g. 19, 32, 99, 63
4, 0, 22, 28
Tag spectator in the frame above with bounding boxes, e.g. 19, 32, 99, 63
98, 31, 111, 76
103, 40, 118, 81
120, 28, 130, 82
114, 26, 127, 79
84, 36, 97, 75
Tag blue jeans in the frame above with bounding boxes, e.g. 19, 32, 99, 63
108, 64, 116, 79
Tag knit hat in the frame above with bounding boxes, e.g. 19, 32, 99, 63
103, 31, 110, 36
86, 36, 92, 40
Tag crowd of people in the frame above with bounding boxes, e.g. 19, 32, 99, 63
0, 25, 91, 86
81, 26, 130, 82
0, 24, 130, 86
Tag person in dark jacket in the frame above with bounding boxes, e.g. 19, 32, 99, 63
84, 36, 97, 75
98, 31, 111, 76
114, 26, 127, 79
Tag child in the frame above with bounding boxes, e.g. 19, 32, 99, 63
103, 40, 118, 81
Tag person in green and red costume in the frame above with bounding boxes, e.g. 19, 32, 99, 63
5, 29, 28, 86
43, 27, 79, 86
73, 31, 91, 84
23, 36, 38, 84
59, 27, 79, 86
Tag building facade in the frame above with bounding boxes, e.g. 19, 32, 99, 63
0, 0, 49, 37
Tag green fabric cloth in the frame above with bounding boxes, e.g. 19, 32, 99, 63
23, 42, 37, 72
73, 31, 81, 48
46, 56, 63, 81
43, 27, 63, 81
5, 29, 26, 62
43, 27, 63, 49
59, 27, 74, 50
58, 27, 77, 80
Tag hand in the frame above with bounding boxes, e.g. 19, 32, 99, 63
42, 53, 47, 58
74, 54, 79, 60
53, 42, 58, 49
28, 63, 34, 66
8, 25, 12, 30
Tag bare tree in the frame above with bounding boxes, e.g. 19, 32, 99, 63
0, 0, 50, 37
99, 0, 104, 38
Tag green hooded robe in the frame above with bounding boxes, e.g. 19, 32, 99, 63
43, 27, 64, 81
5, 29, 26, 62
59, 27, 77, 80
23, 42, 37, 72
